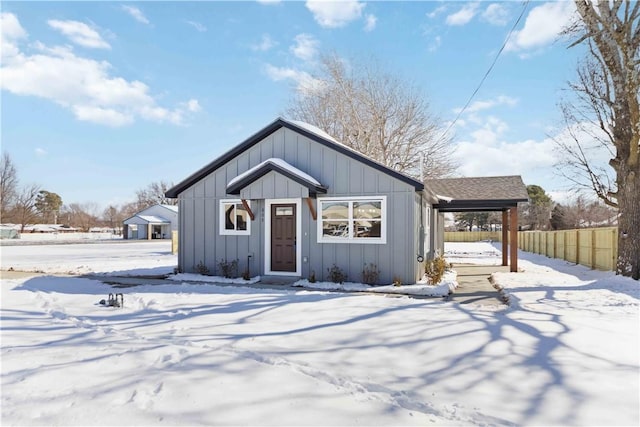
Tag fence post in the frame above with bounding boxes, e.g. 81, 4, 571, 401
171, 230, 178, 255
612, 228, 617, 271
575, 229, 580, 265
591, 229, 596, 269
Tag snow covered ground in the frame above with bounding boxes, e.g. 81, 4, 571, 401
1, 241, 638, 426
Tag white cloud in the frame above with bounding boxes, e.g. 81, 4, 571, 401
1, 12, 27, 59
121, 5, 150, 25
446, 2, 480, 26
454, 129, 557, 179
47, 19, 110, 49
428, 35, 441, 52
35, 148, 47, 157
481, 3, 509, 26
427, 5, 447, 19
454, 95, 518, 114
256, 0, 281, 4
183, 99, 201, 113
186, 20, 206, 32
306, 0, 365, 28
506, 1, 575, 53
254, 34, 277, 52
364, 14, 377, 32
251, 34, 277, 52
290, 33, 319, 61
73, 105, 134, 127
0, 13, 198, 127
264, 64, 323, 94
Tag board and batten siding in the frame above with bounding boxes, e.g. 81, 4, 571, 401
177, 127, 422, 284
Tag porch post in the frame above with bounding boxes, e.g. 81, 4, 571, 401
501, 210, 508, 266
510, 207, 518, 272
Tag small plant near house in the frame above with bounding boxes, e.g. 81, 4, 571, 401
242, 268, 250, 281
392, 276, 403, 287
424, 254, 450, 285
362, 263, 380, 285
218, 258, 239, 278
309, 270, 317, 283
195, 260, 210, 276
326, 264, 347, 284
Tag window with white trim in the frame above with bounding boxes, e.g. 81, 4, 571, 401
318, 196, 386, 244
219, 199, 251, 235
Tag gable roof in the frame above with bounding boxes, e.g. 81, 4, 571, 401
425, 175, 529, 212
160, 204, 178, 213
165, 117, 423, 198
226, 158, 327, 196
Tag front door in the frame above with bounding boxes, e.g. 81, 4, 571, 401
271, 203, 296, 272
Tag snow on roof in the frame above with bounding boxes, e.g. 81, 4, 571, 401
436, 194, 454, 203
137, 215, 171, 223
227, 157, 322, 188
288, 120, 340, 144
161, 204, 178, 213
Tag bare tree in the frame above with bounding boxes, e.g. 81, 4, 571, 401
556, 1, 639, 279
64, 202, 100, 231
0, 152, 19, 221
12, 184, 41, 232
286, 53, 457, 179
135, 180, 177, 210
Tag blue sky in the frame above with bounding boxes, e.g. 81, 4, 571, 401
1, 1, 587, 210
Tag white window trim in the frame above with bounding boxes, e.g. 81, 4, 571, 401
219, 199, 251, 236
317, 196, 387, 244
265, 198, 302, 276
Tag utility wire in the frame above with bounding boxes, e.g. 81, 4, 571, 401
438, 0, 531, 141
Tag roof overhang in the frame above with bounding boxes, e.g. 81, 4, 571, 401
226, 158, 327, 196
433, 199, 523, 212
426, 175, 529, 213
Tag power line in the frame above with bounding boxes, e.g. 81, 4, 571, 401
438, 0, 531, 141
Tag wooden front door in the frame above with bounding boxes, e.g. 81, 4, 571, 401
271, 204, 296, 272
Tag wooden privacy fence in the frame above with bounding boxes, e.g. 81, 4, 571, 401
444, 231, 502, 242
518, 227, 618, 271
445, 227, 619, 272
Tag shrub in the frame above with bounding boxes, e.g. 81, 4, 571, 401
326, 264, 347, 283
195, 260, 210, 276
218, 259, 239, 278
309, 270, 317, 283
424, 254, 450, 285
392, 276, 403, 287
362, 263, 380, 285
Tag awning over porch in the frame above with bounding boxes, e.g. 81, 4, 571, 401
425, 175, 529, 272
226, 158, 327, 199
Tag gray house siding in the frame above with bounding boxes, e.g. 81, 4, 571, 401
240, 172, 310, 199
175, 125, 425, 284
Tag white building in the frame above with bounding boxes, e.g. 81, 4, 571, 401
123, 204, 178, 240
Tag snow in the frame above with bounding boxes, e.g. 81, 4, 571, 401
135, 215, 171, 223
227, 157, 322, 188
3, 231, 121, 243
288, 119, 340, 144
436, 194, 454, 202
1, 241, 638, 426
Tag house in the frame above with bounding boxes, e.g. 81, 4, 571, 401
123, 204, 178, 240
165, 118, 441, 284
